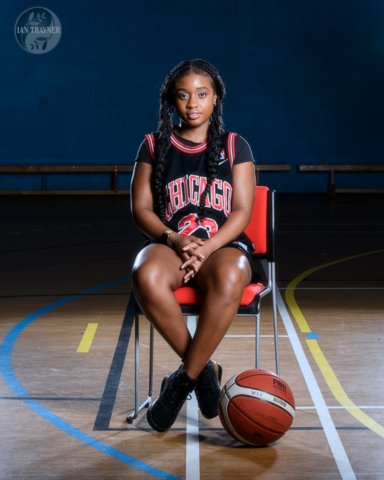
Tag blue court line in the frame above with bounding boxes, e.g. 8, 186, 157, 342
0, 396, 102, 401
306, 332, 319, 340
0, 277, 181, 480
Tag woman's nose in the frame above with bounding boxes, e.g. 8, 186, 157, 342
187, 94, 198, 108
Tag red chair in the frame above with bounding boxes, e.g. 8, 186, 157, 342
127, 185, 279, 422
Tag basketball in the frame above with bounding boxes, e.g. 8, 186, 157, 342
219, 369, 295, 446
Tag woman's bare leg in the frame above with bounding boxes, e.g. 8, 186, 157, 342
133, 244, 251, 379
132, 243, 191, 358
182, 248, 252, 379
135, 245, 252, 431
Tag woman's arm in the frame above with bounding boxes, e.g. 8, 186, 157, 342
130, 161, 170, 240
130, 161, 205, 258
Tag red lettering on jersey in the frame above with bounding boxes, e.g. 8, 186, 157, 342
211, 179, 223, 211
182, 176, 188, 203
178, 213, 199, 236
164, 174, 231, 221
164, 196, 173, 221
198, 177, 211, 207
168, 178, 185, 212
223, 181, 232, 217
188, 175, 200, 205
200, 217, 218, 236
178, 213, 218, 238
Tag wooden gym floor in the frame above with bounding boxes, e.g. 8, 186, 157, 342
0, 193, 383, 480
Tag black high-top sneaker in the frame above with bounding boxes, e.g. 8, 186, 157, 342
147, 365, 196, 432
195, 360, 222, 419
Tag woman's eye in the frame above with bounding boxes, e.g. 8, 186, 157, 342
198, 92, 207, 98
178, 93, 189, 100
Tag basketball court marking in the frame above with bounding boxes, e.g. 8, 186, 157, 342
186, 392, 200, 480
225, 334, 289, 338
186, 316, 200, 480
76, 322, 99, 353
1, 269, 375, 480
0, 277, 181, 480
275, 286, 356, 480
290, 287, 384, 291
285, 249, 384, 438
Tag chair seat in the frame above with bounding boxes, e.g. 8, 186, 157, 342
174, 282, 266, 307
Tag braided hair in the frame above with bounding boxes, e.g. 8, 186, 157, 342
153, 59, 226, 222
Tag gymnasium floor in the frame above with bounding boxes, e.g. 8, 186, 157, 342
0, 193, 383, 480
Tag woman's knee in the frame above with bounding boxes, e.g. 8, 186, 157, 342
132, 260, 158, 291
132, 252, 172, 297
132, 247, 182, 297
203, 264, 248, 300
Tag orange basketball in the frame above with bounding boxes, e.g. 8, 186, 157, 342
219, 369, 295, 446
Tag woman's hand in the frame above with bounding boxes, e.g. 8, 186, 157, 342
169, 234, 204, 259
168, 234, 209, 283
180, 240, 214, 283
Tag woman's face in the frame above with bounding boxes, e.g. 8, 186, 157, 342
173, 72, 217, 133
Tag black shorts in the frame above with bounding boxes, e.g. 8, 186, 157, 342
226, 239, 259, 279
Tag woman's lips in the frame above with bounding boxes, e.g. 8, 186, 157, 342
187, 112, 201, 119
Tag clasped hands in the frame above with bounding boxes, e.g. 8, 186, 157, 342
169, 234, 209, 283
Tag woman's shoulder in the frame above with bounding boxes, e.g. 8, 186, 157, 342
143, 132, 160, 159
135, 132, 160, 164
224, 130, 249, 144
224, 131, 254, 165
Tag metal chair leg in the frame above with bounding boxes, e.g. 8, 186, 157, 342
271, 261, 280, 375
256, 311, 261, 369
127, 312, 153, 423
148, 323, 154, 399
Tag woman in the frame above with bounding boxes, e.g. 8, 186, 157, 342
130, 59, 256, 432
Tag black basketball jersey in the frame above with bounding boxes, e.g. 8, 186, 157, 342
134, 131, 255, 247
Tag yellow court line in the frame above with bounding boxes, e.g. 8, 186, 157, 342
285, 249, 384, 438
307, 339, 384, 437
77, 323, 99, 353
285, 249, 384, 333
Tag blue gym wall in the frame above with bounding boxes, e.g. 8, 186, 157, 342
1, 0, 383, 192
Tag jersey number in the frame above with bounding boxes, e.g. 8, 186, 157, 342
178, 213, 218, 238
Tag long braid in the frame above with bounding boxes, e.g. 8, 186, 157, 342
198, 88, 226, 220
152, 103, 173, 222
152, 69, 176, 221
154, 59, 226, 223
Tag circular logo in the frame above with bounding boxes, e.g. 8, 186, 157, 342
14, 7, 61, 54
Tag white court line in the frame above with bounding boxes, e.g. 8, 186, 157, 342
283, 287, 384, 291
297, 405, 384, 411
184, 287, 359, 480
276, 287, 356, 480
186, 316, 200, 480
225, 334, 289, 338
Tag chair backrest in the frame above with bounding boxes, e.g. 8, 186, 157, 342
173, 185, 275, 308
244, 185, 274, 258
